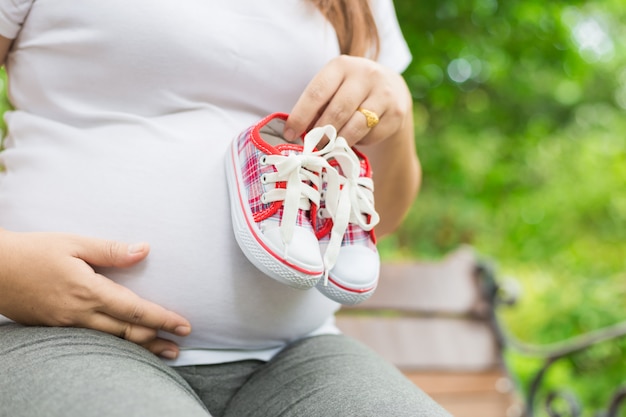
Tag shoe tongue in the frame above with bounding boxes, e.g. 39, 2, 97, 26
275, 143, 304, 157
358, 158, 367, 176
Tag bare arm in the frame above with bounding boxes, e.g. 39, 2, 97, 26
0, 35, 12, 66
360, 100, 421, 236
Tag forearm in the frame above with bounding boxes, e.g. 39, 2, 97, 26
360, 103, 421, 237
0, 35, 11, 67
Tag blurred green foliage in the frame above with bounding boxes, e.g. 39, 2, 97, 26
384, 0, 626, 415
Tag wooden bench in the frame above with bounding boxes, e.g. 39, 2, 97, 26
336, 246, 521, 417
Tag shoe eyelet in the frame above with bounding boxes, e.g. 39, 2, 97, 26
261, 193, 268, 204
320, 190, 326, 200
261, 174, 267, 184
260, 156, 268, 165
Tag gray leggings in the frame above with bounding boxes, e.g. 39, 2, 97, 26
0, 324, 451, 417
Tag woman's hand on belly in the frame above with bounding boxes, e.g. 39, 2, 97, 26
0, 230, 191, 359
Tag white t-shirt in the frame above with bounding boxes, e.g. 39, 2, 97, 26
0, 0, 411, 366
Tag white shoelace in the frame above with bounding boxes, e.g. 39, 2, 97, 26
318, 137, 380, 285
260, 125, 379, 282
260, 125, 340, 257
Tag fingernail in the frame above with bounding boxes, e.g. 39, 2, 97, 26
128, 243, 146, 255
175, 325, 191, 336
284, 128, 296, 142
161, 350, 178, 360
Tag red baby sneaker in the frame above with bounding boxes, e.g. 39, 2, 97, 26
312, 137, 380, 304
225, 113, 337, 289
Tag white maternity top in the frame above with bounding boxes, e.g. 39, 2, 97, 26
0, 0, 411, 365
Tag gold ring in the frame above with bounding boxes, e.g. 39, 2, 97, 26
357, 107, 380, 129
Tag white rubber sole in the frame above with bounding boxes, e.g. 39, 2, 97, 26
225, 140, 323, 290
316, 274, 378, 305
315, 242, 380, 305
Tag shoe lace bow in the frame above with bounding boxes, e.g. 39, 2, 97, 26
318, 136, 380, 285
260, 125, 339, 254
260, 125, 380, 283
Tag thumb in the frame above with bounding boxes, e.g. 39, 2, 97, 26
71, 237, 150, 268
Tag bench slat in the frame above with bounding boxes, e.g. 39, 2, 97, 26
336, 246, 520, 417
348, 246, 485, 314
409, 371, 518, 417
335, 315, 501, 370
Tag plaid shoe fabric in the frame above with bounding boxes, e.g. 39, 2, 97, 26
312, 138, 381, 305
225, 113, 337, 289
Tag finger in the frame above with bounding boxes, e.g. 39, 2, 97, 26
70, 236, 150, 269
337, 110, 378, 146
285, 62, 346, 141
313, 77, 371, 136
337, 101, 386, 145
93, 275, 191, 337
142, 338, 181, 359
86, 311, 159, 344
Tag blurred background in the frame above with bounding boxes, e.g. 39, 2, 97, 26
382, 0, 626, 414
1, 0, 625, 414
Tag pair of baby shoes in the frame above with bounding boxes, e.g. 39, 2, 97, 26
225, 113, 380, 305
